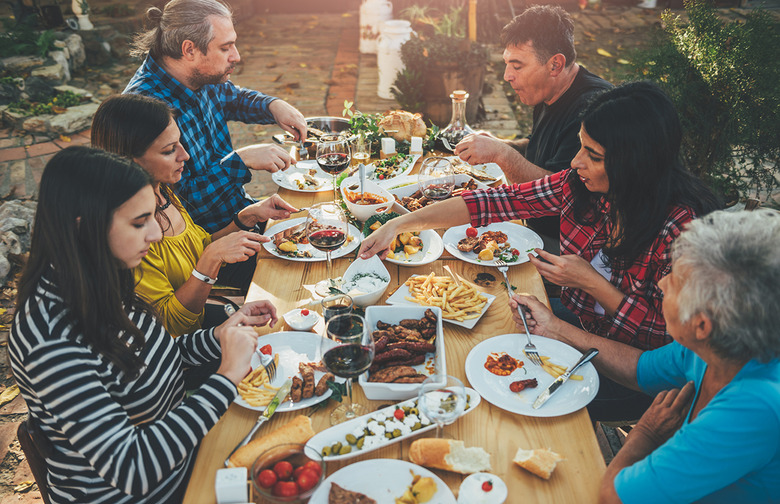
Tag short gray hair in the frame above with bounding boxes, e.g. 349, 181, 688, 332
672, 209, 780, 362
130, 0, 232, 60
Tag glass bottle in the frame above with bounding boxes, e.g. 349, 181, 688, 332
440, 90, 475, 149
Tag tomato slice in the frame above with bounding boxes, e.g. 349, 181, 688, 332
259, 344, 273, 355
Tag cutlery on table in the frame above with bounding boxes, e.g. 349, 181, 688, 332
532, 348, 599, 409
224, 378, 293, 466
223, 304, 276, 380
494, 259, 543, 366
443, 264, 461, 286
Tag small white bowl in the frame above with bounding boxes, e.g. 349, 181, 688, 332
283, 308, 319, 331
457, 473, 508, 504
340, 176, 394, 222
340, 256, 390, 307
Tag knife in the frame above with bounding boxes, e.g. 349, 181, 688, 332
224, 378, 293, 466
532, 348, 598, 410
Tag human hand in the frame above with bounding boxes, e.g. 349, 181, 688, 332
221, 300, 278, 329
269, 100, 307, 141
512, 294, 562, 339
454, 132, 509, 166
214, 326, 258, 385
204, 231, 267, 264
236, 144, 294, 173
528, 249, 599, 290
632, 381, 696, 449
242, 194, 297, 224
358, 221, 398, 260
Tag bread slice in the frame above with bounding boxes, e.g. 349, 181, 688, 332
513, 447, 564, 480
227, 415, 315, 469
408, 439, 491, 474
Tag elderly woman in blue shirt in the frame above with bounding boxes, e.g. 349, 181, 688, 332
516, 208, 780, 503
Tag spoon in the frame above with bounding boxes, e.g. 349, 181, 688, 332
358, 163, 366, 201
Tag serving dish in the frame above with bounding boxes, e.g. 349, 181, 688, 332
282, 308, 319, 331
441, 222, 543, 267
271, 160, 333, 193
339, 255, 390, 307
368, 153, 421, 183
262, 217, 360, 262
339, 176, 394, 222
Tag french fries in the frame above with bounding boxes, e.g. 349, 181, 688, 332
237, 355, 281, 407
526, 352, 583, 380
404, 272, 488, 321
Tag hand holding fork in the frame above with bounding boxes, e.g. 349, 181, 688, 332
494, 259, 543, 366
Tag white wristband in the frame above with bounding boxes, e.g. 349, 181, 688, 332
192, 269, 217, 285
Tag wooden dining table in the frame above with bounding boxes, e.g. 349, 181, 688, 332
183, 155, 606, 503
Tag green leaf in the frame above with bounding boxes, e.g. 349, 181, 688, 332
326, 380, 347, 402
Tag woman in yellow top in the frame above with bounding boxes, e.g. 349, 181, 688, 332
91, 94, 297, 336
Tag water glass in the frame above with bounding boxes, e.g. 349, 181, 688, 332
417, 375, 467, 438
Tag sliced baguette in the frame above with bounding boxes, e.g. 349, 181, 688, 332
408, 438, 491, 474
512, 447, 564, 480
227, 415, 315, 469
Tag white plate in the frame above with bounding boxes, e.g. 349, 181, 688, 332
271, 160, 333, 192
306, 388, 481, 463
446, 156, 506, 186
262, 217, 361, 262
234, 332, 346, 412
308, 459, 457, 504
442, 222, 543, 267
386, 174, 489, 215
464, 334, 599, 417
369, 153, 421, 184
385, 229, 444, 267
385, 275, 496, 330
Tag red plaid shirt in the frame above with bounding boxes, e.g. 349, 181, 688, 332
462, 169, 695, 350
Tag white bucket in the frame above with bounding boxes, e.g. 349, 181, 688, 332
377, 19, 412, 99
359, 0, 393, 54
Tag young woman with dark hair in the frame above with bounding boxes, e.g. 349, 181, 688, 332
359, 81, 721, 421
92, 94, 297, 337
10, 146, 277, 503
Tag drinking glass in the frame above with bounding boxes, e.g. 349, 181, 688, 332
351, 133, 370, 169
321, 314, 374, 424
316, 136, 351, 201
417, 375, 467, 438
418, 157, 455, 201
306, 202, 348, 296
322, 293, 353, 324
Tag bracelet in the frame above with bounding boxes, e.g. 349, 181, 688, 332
232, 211, 254, 231
191, 269, 217, 285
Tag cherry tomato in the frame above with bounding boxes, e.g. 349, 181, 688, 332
259, 344, 273, 356
302, 460, 322, 478
466, 227, 478, 238
482, 480, 493, 492
272, 460, 294, 481
511, 248, 520, 256
296, 469, 319, 492
293, 465, 306, 479
394, 408, 405, 420
301, 309, 310, 316
272, 480, 299, 497
378, 174, 385, 180
256, 469, 277, 489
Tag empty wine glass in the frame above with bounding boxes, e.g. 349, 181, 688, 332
306, 202, 348, 296
418, 156, 455, 201
316, 135, 351, 201
321, 313, 374, 424
417, 375, 466, 438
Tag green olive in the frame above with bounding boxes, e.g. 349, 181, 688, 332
392, 429, 401, 438
321, 446, 331, 456
409, 407, 419, 416
356, 437, 365, 449
345, 434, 357, 445
385, 432, 394, 439
339, 445, 352, 455
331, 442, 342, 453
412, 422, 422, 430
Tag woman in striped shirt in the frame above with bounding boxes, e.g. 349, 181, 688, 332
9, 146, 277, 503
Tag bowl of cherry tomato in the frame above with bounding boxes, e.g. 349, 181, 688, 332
252, 443, 325, 502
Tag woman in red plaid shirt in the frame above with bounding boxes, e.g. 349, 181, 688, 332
359, 81, 720, 420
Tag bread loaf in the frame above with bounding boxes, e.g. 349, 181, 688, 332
408, 438, 491, 474
227, 415, 315, 469
378, 111, 427, 142
512, 447, 564, 480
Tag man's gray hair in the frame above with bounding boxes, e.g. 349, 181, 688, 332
671, 209, 780, 362
129, 0, 232, 60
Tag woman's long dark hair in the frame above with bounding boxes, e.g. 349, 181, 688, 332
18, 146, 155, 377
570, 81, 721, 268
91, 94, 177, 233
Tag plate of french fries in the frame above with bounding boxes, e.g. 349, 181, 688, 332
385, 272, 496, 329
234, 332, 346, 412
464, 333, 600, 417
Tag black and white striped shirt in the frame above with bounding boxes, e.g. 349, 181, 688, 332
9, 274, 237, 503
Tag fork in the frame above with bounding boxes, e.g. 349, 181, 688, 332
223, 303, 277, 380
494, 259, 543, 366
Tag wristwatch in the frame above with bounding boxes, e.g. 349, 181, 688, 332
191, 269, 217, 285
232, 211, 254, 231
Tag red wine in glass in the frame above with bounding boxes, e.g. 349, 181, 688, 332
317, 153, 350, 175
308, 229, 346, 252
323, 345, 373, 379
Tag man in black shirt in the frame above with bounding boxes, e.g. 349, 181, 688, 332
455, 5, 612, 245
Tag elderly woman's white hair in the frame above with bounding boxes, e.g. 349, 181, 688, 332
671, 208, 780, 362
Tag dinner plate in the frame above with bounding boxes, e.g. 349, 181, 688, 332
369, 153, 421, 184
306, 387, 481, 462
446, 156, 506, 186
308, 459, 457, 504
234, 332, 346, 412
442, 222, 543, 267
271, 160, 333, 192
385, 229, 444, 267
464, 333, 599, 417
385, 275, 496, 329
386, 174, 489, 215
262, 217, 361, 262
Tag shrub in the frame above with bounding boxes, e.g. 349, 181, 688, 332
0, 18, 59, 59
8, 90, 85, 117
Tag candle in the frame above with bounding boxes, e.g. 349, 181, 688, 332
380, 137, 396, 158
410, 136, 423, 154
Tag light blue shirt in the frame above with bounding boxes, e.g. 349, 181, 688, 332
614, 342, 780, 503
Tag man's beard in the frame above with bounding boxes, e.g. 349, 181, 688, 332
191, 64, 235, 88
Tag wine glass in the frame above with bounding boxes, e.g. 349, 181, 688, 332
321, 313, 374, 425
317, 135, 351, 201
417, 375, 467, 438
418, 156, 455, 201
351, 133, 370, 168
322, 293, 353, 324
306, 202, 348, 297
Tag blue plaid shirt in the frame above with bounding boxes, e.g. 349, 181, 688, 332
124, 56, 279, 232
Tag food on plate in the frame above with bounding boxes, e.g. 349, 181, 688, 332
395, 179, 480, 212
301, 363, 315, 399
509, 378, 538, 393
368, 310, 438, 380
343, 189, 389, 206
404, 273, 488, 322
395, 471, 437, 504
290, 375, 303, 402
329, 483, 377, 504
513, 447, 564, 480
528, 352, 583, 381
378, 110, 427, 142
362, 212, 400, 236
408, 438, 492, 474
255, 455, 323, 498
373, 152, 413, 180
227, 415, 315, 469
237, 354, 280, 407
275, 225, 313, 258
294, 168, 324, 190
484, 352, 522, 376
388, 231, 423, 259
456, 228, 525, 263
449, 157, 499, 183
315, 372, 335, 396
341, 272, 390, 297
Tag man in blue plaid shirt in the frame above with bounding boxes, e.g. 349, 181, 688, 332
123, 0, 307, 233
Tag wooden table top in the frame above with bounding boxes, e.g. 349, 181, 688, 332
184, 160, 606, 503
